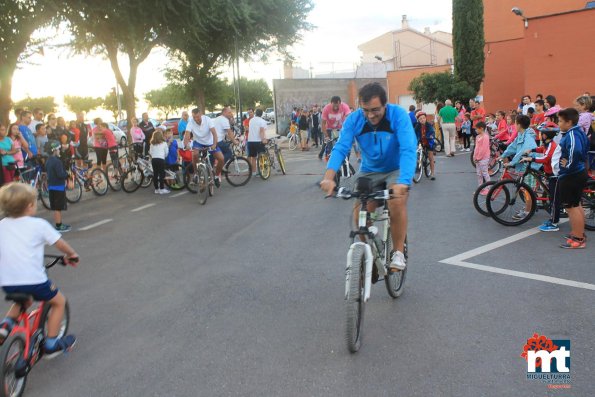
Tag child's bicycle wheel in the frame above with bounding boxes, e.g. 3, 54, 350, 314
0, 334, 27, 397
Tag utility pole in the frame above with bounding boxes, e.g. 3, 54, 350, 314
234, 37, 243, 128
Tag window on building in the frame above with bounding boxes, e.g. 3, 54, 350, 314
586, 1, 595, 9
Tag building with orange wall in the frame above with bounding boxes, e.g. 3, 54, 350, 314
386, 65, 451, 113
483, 0, 595, 112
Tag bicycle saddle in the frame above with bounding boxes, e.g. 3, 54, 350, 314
5, 293, 33, 305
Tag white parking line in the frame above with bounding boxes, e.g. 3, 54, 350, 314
79, 219, 113, 231
131, 203, 156, 212
170, 191, 188, 198
438, 219, 595, 291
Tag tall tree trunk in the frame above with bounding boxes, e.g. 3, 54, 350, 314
0, 55, 21, 125
194, 85, 206, 114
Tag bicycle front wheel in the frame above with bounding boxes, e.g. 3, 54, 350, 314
288, 135, 298, 151
0, 334, 27, 397
384, 231, 407, 299
184, 164, 198, 193
90, 169, 109, 195
582, 179, 595, 231
197, 165, 209, 205
38, 175, 51, 210
65, 174, 82, 204
258, 153, 271, 180
224, 156, 252, 187
164, 164, 185, 191
106, 163, 122, 191
413, 150, 423, 183
346, 244, 366, 353
121, 167, 143, 193
487, 180, 536, 226
488, 158, 501, 176
276, 149, 287, 175
434, 138, 443, 153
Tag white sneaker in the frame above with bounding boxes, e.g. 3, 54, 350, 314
389, 250, 407, 271
466, 148, 471, 152
160, 189, 171, 194
154, 189, 160, 194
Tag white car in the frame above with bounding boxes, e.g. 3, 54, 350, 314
86, 122, 128, 148
263, 108, 275, 123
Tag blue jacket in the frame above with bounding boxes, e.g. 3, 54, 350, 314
46, 155, 67, 190
414, 121, 436, 148
166, 139, 178, 165
558, 125, 589, 178
327, 104, 417, 186
18, 125, 37, 156
501, 128, 539, 172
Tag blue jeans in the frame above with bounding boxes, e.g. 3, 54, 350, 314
217, 140, 232, 164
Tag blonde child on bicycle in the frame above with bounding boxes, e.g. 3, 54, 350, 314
0, 182, 78, 358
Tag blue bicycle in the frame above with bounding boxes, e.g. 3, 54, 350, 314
15, 156, 50, 210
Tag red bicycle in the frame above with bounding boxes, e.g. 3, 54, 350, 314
0, 255, 72, 397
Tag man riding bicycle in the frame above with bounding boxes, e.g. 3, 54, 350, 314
320, 83, 417, 271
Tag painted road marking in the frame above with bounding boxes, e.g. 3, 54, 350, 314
438, 219, 595, 291
170, 191, 188, 198
131, 203, 156, 212
79, 219, 113, 231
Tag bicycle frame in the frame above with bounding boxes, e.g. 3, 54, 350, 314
10, 303, 46, 363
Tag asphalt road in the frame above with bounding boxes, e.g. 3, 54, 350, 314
2, 143, 593, 397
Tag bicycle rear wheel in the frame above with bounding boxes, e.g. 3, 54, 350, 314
487, 180, 536, 226
121, 167, 143, 193
582, 179, 595, 231
488, 158, 501, 176
258, 153, 271, 180
106, 163, 122, 191
197, 165, 209, 205
164, 164, 185, 191
224, 156, 252, 187
346, 244, 366, 353
0, 334, 27, 397
473, 180, 497, 217
288, 135, 298, 151
385, 231, 407, 299
65, 174, 82, 204
90, 169, 109, 195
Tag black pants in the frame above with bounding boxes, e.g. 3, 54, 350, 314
152, 158, 165, 189
548, 176, 561, 224
311, 127, 320, 146
144, 132, 153, 156
463, 134, 471, 149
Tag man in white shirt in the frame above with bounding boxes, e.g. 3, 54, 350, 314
248, 109, 268, 176
521, 95, 535, 116
185, 107, 225, 186
213, 105, 238, 163
28, 108, 44, 135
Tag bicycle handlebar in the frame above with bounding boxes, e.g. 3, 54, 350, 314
44, 254, 78, 268
329, 186, 393, 201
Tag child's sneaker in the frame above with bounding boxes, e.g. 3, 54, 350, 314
159, 188, 171, 194
512, 210, 528, 220
0, 318, 15, 344
44, 335, 76, 359
154, 189, 160, 194
560, 235, 586, 249
539, 220, 559, 232
55, 224, 71, 233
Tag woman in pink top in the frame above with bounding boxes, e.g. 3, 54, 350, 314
100, 123, 119, 168
129, 117, 145, 157
575, 95, 593, 135
473, 121, 491, 189
7, 124, 24, 168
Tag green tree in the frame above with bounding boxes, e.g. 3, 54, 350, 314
61, 0, 167, 122
103, 91, 123, 123
163, 0, 312, 111
14, 96, 58, 114
231, 78, 272, 110
145, 84, 190, 119
0, 0, 58, 124
408, 72, 476, 105
453, 0, 485, 93
63, 95, 103, 114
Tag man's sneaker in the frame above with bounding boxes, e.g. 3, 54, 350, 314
0, 319, 15, 344
214, 176, 221, 188
539, 221, 559, 232
560, 235, 586, 249
55, 224, 71, 233
512, 210, 528, 220
159, 188, 171, 194
155, 189, 160, 194
389, 250, 406, 272
43, 335, 76, 359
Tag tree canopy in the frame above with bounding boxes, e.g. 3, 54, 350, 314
14, 96, 58, 114
145, 84, 190, 119
63, 95, 103, 114
453, 0, 485, 93
408, 72, 476, 105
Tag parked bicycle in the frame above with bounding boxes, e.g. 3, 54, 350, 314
14, 155, 50, 210
329, 178, 407, 353
0, 255, 73, 397
287, 129, 300, 151
472, 166, 519, 217
64, 157, 109, 203
413, 143, 432, 183
257, 136, 286, 180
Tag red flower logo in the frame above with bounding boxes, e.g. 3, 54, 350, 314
521, 333, 558, 368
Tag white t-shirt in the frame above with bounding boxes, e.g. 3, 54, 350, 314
248, 116, 267, 142
149, 142, 168, 159
522, 103, 535, 115
185, 116, 215, 146
213, 115, 231, 143
0, 216, 61, 286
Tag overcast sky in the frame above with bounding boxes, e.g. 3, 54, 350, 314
12, 0, 452, 115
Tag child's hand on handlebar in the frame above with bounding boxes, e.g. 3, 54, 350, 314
64, 254, 80, 267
